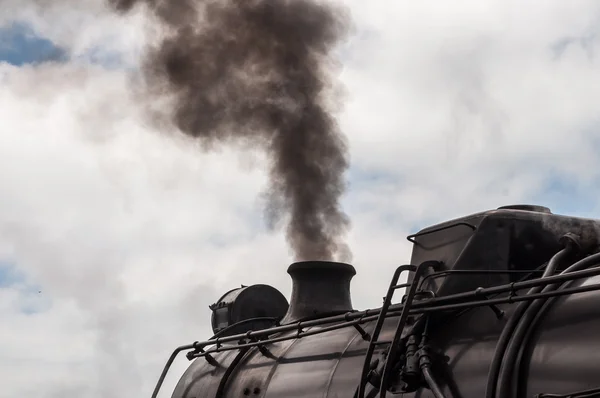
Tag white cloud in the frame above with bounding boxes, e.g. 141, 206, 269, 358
3, 1, 600, 397
0, 61, 289, 397
339, 1, 600, 215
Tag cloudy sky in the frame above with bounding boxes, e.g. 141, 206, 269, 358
2, 1, 600, 397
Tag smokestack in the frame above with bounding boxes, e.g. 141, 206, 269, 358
281, 260, 355, 324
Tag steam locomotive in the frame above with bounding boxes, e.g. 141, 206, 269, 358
152, 205, 600, 398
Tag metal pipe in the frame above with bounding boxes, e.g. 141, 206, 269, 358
150, 344, 196, 398
181, 277, 600, 361
194, 263, 600, 353
422, 366, 447, 398
486, 245, 575, 398
419, 268, 547, 287
499, 251, 599, 398
215, 348, 249, 398
413, 280, 600, 314
536, 386, 600, 397
411, 257, 600, 309
186, 280, 600, 360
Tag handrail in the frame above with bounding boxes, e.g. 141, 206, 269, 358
150, 263, 600, 398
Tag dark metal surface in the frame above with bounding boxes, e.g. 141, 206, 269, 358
409, 205, 600, 299
209, 284, 289, 336
172, 319, 400, 398
496, 204, 552, 213
536, 386, 600, 397
167, 281, 600, 398
158, 205, 600, 398
406, 222, 477, 244
281, 261, 356, 324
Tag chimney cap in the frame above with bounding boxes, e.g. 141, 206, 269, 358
281, 260, 356, 324
287, 260, 356, 276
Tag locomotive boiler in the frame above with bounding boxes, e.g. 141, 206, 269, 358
151, 205, 600, 398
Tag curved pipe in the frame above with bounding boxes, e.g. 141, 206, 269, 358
486, 244, 575, 398
151, 344, 196, 398
496, 245, 577, 398
500, 251, 600, 398
422, 366, 447, 398
419, 314, 447, 398
210, 317, 281, 339
215, 348, 249, 398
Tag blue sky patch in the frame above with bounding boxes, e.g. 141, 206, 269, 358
0, 21, 129, 69
0, 22, 68, 66
533, 176, 598, 218
0, 261, 49, 315
0, 261, 25, 288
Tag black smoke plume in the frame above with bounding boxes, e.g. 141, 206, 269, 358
108, 0, 352, 261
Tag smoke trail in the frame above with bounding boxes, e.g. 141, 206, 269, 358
107, 0, 352, 261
